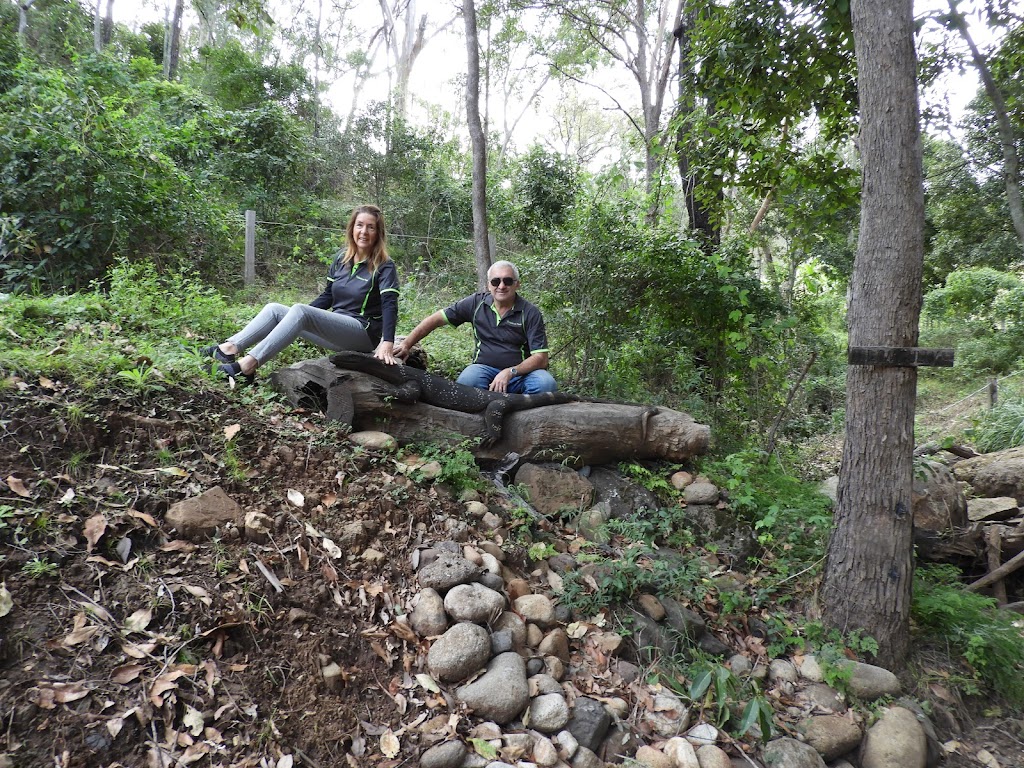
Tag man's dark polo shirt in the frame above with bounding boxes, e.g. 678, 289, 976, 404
442, 292, 550, 369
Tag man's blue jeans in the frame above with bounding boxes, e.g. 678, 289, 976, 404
456, 364, 558, 394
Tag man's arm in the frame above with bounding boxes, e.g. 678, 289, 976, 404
393, 310, 448, 359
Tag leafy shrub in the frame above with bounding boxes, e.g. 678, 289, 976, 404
104, 259, 237, 340
912, 565, 1024, 706
702, 451, 833, 564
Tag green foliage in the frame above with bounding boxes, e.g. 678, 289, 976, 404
684, 658, 774, 738
494, 145, 582, 243
22, 556, 58, 579
104, 259, 235, 338
0, 55, 238, 290
913, 565, 1024, 706
410, 443, 486, 495
114, 366, 166, 400
922, 138, 1021, 289
922, 268, 1024, 377
923, 267, 1021, 324
603, 507, 695, 551
559, 542, 708, 618
967, 400, 1024, 452
523, 196, 796, 436
616, 462, 675, 499
702, 450, 833, 563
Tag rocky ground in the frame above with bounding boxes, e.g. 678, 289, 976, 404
1, 376, 1023, 768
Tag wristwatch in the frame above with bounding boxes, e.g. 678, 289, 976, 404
509, 367, 518, 377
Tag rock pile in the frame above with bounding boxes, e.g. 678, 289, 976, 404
395, 468, 942, 768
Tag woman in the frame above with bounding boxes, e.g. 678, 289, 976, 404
203, 204, 400, 384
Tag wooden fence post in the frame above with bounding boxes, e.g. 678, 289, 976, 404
244, 210, 256, 286
989, 378, 998, 409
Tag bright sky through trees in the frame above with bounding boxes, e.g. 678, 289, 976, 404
109, 0, 991, 143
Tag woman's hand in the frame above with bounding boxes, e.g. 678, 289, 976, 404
373, 340, 399, 365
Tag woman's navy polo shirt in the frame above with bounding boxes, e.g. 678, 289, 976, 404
442, 292, 549, 369
310, 255, 399, 344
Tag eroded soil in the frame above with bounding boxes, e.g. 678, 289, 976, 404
2, 377, 1023, 768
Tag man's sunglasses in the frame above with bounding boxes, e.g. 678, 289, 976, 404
490, 277, 517, 287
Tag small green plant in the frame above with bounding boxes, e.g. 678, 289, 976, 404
66, 451, 91, 477
559, 542, 709, 617
64, 402, 87, 430
413, 442, 485, 495
527, 542, 558, 562
22, 556, 58, 579
221, 441, 249, 482
618, 461, 676, 498
683, 657, 774, 738
115, 366, 166, 399
0, 505, 28, 546
135, 554, 156, 576
211, 537, 231, 576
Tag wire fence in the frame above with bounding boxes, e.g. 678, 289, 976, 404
917, 369, 1024, 443
236, 211, 483, 279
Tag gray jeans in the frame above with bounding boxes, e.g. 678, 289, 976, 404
228, 303, 372, 364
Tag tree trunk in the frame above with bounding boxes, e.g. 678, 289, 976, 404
462, 0, 491, 290
103, 0, 114, 46
18, 0, 36, 38
93, 0, 102, 53
820, 0, 925, 669
947, 1, 1024, 254
164, 0, 185, 80
674, 6, 720, 246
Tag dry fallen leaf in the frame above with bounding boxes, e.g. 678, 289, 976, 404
160, 540, 196, 553
379, 730, 400, 758
182, 705, 205, 736
183, 585, 213, 607
127, 508, 159, 527
224, 423, 241, 441
63, 624, 100, 647
415, 674, 441, 694
149, 670, 186, 706
0, 582, 12, 618
123, 607, 153, 634
31, 682, 90, 709
121, 641, 157, 659
286, 488, 305, 508
59, 487, 75, 505
390, 621, 417, 644
111, 664, 146, 684
322, 538, 343, 559
6, 475, 30, 497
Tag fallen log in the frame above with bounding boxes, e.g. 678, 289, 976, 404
269, 358, 710, 465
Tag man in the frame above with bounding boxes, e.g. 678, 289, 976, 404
393, 261, 557, 393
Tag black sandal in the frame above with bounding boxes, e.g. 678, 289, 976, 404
217, 362, 256, 387
200, 344, 236, 364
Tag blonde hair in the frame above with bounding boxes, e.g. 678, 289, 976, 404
343, 204, 390, 273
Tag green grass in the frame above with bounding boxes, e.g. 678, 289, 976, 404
912, 565, 1024, 707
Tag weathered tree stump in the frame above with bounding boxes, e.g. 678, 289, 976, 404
270, 358, 710, 464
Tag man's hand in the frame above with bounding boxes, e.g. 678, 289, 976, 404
489, 368, 513, 393
391, 340, 411, 360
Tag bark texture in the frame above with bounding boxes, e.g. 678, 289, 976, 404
820, 0, 925, 668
